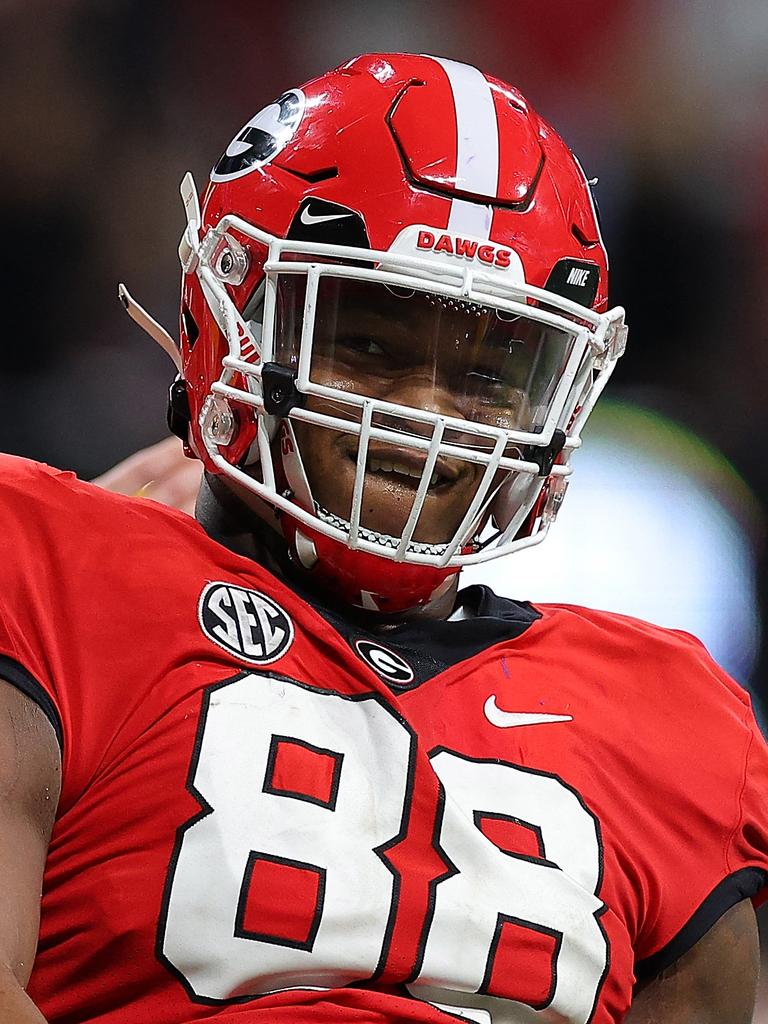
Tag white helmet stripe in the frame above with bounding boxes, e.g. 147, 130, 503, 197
448, 197, 493, 238
430, 56, 499, 238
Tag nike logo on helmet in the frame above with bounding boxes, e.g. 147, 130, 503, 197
483, 694, 573, 728
300, 205, 355, 226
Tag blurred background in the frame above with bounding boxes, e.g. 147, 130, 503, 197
1, 0, 766, 1012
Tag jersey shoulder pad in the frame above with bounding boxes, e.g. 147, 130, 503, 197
534, 600, 750, 707
0, 452, 76, 496
0, 453, 198, 541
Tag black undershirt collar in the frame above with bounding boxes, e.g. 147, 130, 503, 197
306, 584, 541, 690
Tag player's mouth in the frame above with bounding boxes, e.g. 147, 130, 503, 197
295, 427, 483, 545
347, 444, 462, 493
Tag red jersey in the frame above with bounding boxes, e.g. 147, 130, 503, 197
0, 455, 766, 1024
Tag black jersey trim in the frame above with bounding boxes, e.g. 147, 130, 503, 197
634, 867, 768, 981
309, 585, 542, 690
0, 654, 63, 751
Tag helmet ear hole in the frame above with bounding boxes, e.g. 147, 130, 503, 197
181, 305, 199, 349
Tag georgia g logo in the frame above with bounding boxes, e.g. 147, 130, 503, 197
211, 89, 306, 182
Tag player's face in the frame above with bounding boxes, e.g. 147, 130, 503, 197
285, 280, 568, 543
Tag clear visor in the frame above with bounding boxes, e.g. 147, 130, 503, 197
270, 274, 577, 436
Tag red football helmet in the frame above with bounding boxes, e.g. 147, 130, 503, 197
122, 54, 627, 612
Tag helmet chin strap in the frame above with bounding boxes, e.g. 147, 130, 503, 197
117, 283, 182, 372
281, 512, 462, 614
278, 420, 315, 513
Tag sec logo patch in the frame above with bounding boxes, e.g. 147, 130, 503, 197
199, 582, 294, 664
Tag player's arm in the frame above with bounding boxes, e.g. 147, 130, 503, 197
0, 680, 60, 1023
93, 436, 201, 515
626, 899, 759, 1023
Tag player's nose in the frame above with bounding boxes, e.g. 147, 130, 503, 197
374, 370, 482, 452
381, 370, 461, 420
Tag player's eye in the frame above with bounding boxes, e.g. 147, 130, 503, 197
337, 335, 386, 357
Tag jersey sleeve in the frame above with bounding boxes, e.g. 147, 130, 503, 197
0, 454, 153, 811
0, 457, 74, 750
631, 632, 768, 980
730, 705, 768, 907
0, 452, 219, 815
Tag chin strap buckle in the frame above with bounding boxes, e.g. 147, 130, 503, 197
527, 428, 566, 477
167, 378, 192, 442
262, 363, 305, 417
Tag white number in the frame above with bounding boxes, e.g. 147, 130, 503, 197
161, 674, 412, 998
409, 752, 605, 1023
160, 674, 607, 1023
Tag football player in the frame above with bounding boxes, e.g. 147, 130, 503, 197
0, 54, 765, 1024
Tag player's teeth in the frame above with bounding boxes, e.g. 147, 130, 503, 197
368, 458, 403, 476
366, 458, 442, 486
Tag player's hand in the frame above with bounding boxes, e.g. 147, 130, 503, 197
93, 436, 203, 516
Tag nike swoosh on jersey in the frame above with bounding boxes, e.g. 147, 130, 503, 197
300, 206, 355, 226
483, 694, 573, 728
